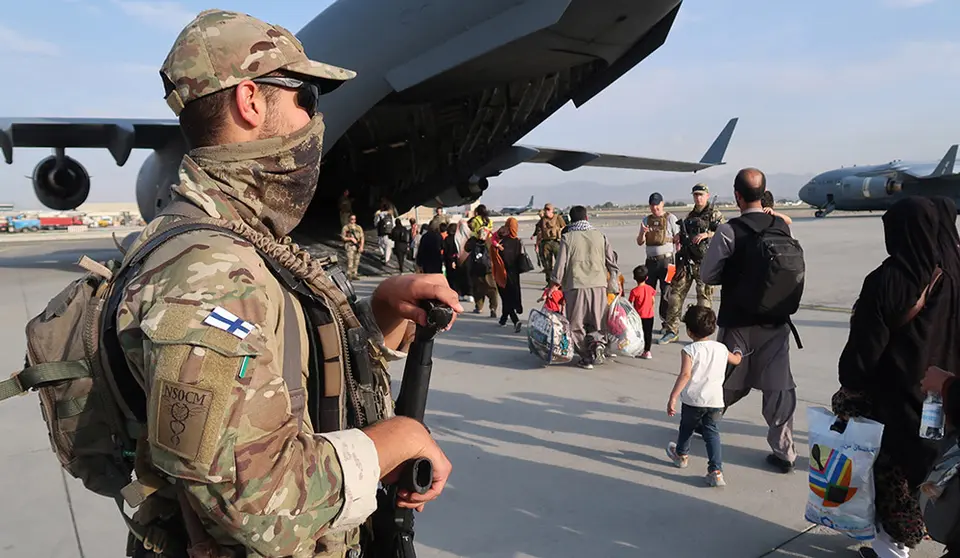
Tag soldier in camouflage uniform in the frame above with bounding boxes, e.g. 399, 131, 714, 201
658, 183, 725, 344
537, 203, 565, 287
341, 213, 364, 280
116, 10, 457, 557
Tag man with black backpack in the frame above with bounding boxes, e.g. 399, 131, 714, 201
699, 167, 805, 475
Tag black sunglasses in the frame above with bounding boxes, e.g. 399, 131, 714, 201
251, 76, 320, 116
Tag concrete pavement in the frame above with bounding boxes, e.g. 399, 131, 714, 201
0, 212, 947, 557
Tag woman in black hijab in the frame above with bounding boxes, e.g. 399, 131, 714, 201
832, 196, 960, 558
920, 196, 960, 557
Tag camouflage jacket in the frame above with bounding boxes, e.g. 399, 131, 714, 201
341, 224, 363, 246
117, 154, 390, 557
538, 214, 564, 241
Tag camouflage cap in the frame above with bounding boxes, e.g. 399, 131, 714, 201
692, 183, 709, 194
160, 9, 356, 116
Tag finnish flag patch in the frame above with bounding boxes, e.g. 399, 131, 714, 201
202, 306, 255, 339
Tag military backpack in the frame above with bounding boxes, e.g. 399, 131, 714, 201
0, 216, 272, 554
0, 206, 370, 556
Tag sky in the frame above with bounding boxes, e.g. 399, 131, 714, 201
0, 0, 959, 208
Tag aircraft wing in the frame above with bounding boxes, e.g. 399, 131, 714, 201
480, 117, 739, 176
0, 117, 181, 166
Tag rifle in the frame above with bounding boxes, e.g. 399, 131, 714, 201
368, 300, 454, 558
675, 218, 696, 278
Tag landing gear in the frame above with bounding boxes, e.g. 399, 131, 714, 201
814, 203, 836, 218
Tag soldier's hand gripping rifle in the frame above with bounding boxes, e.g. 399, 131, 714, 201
369, 300, 454, 558
675, 219, 695, 279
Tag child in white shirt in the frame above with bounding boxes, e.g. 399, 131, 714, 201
666, 305, 742, 487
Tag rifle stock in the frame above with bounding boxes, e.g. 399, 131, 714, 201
368, 300, 453, 558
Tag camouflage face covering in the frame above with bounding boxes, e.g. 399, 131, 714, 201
188, 113, 325, 238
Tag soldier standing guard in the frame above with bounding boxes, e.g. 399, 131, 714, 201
538, 203, 565, 287
342, 213, 364, 280
658, 183, 724, 344
114, 9, 457, 557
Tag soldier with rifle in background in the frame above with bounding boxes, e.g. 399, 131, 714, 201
658, 183, 724, 344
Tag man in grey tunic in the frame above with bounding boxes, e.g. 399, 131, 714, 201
699, 168, 799, 473
549, 205, 620, 369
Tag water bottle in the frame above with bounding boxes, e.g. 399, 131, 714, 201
920, 391, 946, 440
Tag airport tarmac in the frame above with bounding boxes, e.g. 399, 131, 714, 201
0, 211, 948, 558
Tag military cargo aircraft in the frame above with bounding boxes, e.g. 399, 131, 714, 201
498, 195, 536, 216
798, 144, 959, 217
0, 0, 738, 241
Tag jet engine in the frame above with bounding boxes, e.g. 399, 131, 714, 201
31, 154, 90, 211
841, 175, 903, 199
420, 177, 489, 208
885, 177, 903, 194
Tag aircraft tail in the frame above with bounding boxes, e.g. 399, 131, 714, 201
699, 117, 739, 165
527, 195, 534, 208
931, 144, 958, 177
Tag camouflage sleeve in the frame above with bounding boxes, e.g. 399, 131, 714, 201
125, 234, 379, 555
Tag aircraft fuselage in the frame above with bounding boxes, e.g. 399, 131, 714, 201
797, 160, 960, 216
290, 0, 685, 235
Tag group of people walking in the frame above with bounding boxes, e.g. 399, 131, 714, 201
642, 171, 960, 558
339, 174, 960, 558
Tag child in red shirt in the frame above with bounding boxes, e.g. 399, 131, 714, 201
628, 265, 657, 359
539, 286, 565, 314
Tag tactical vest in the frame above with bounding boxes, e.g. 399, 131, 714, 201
683, 206, 712, 235
644, 213, 670, 246
541, 215, 564, 241
147, 201, 394, 431
679, 205, 714, 262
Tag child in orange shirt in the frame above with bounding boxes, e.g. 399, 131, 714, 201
628, 265, 657, 359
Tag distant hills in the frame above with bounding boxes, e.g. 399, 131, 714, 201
478, 171, 815, 209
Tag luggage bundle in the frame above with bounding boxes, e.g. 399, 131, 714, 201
527, 307, 574, 365
604, 295, 645, 358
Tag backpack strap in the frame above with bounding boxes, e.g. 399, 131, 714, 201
896, 266, 943, 329
0, 361, 91, 401
280, 289, 305, 430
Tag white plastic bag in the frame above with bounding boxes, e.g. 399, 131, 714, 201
804, 406, 885, 541
603, 295, 645, 357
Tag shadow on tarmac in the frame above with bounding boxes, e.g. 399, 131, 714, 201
405, 387, 847, 558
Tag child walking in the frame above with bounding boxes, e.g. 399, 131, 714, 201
628, 265, 656, 359
665, 305, 742, 487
